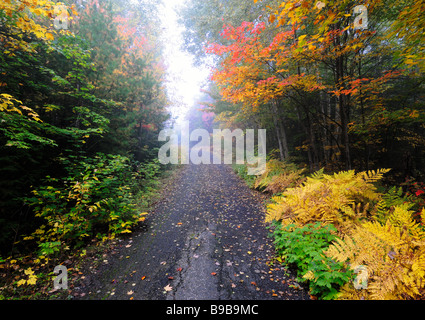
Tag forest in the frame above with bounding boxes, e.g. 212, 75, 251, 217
0, 0, 168, 272
1, 0, 425, 300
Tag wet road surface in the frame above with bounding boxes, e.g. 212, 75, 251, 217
74, 164, 309, 300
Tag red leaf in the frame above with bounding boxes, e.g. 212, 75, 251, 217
416, 190, 425, 196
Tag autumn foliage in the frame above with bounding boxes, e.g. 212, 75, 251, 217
207, 0, 425, 174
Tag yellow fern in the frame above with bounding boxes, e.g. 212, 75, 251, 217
254, 159, 305, 194
265, 169, 389, 233
326, 205, 425, 300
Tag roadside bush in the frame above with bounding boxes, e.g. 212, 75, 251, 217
254, 159, 306, 194
23, 153, 152, 256
233, 158, 305, 193
272, 221, 352, 300
266, 169, 390, 234
267, 166, 425, 299
326, 205, 425, 299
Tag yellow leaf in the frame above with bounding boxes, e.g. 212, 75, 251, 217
27, 276, 37, 285
17, 279, 27, 287
24, 268, 34, 276
45, 32, 55, 41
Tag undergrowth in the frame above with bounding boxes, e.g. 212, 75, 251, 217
0, 156, 171, 300
235, 158, 425, 300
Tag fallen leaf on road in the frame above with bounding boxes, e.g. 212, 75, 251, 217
176, 268, 182, 272
211, 272, 217, 276
164, 284, 172, 292
127, 290, 134, 295
141, 276, 146, 280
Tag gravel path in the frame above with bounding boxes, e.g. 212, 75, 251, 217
74, 164, 310, 300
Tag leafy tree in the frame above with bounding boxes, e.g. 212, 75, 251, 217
0, 0, 169, 257
202, 0, 425, 176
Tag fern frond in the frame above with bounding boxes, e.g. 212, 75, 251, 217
265, 168, 389, 233
360, 168, 391, 183
309, 168, 324, 180
254, 159, 306, 194
327, 213, 425, 300
388, 205, 425, 241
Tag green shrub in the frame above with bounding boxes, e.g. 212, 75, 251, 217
24, 153, 153, 256
271, 221, 353, 299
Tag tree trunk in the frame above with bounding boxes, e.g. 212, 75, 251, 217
271, 101, 289, 160
335, 42, 351, 170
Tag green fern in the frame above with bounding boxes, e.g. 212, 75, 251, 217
375, 186, 413, 224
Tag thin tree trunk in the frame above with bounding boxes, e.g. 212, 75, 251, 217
271, 101, 289, 160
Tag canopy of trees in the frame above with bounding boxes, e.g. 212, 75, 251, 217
182, 0, 425, 179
